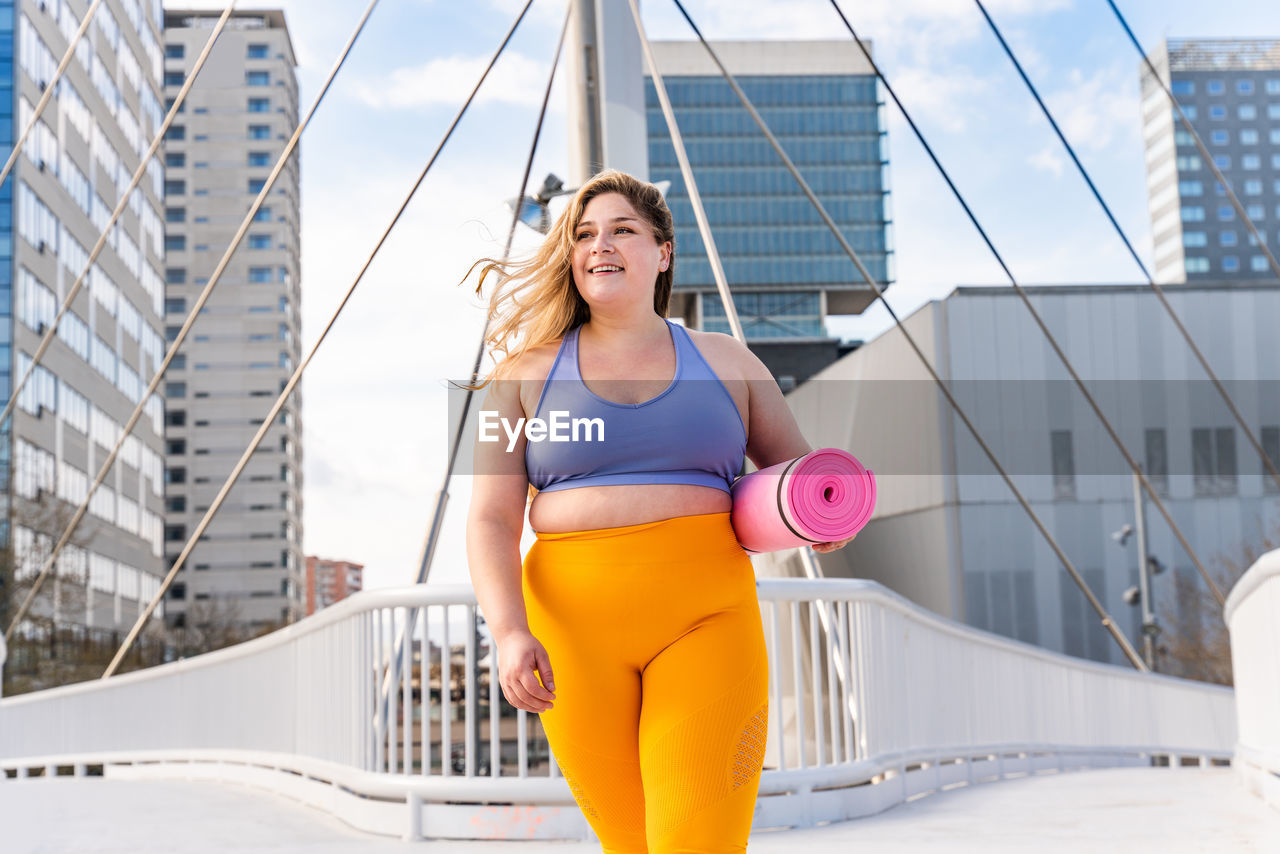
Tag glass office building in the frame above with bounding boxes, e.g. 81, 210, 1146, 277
645, 41, 892, 342
1143, 39, 1280, 282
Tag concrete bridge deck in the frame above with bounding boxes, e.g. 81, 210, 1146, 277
4, 766, 1278, 852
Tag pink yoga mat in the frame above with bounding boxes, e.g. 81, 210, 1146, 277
730, 448, 876, 554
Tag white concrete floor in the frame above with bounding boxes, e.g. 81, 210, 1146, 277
2, 767, 1278, 853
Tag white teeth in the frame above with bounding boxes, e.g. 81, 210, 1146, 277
591, 265, 622, 273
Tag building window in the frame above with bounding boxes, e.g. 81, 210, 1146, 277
165, 152, 185, 168
1051, 430, 1074, 500
1185, 257, 1209, 273
165, 468, 187, 485
1183, 231, 1206, 247
1247, 204, 1266, 221
248, 178, 266, 193
166, 496, 186, 513
164, 180, 185, 196
1238, 79, 1255, 95
166, 409, 187, 427
1178, 180, 1202, 196
1192, 427, 1236, 496
1222, 255, 1239, 272
1269, 106, 1280, 121
248, 234, 271, 250
247, 151, 271, 167
165, 125, 186, 141
1267, 79, 1280, 95
164, 71, 185, 87
1239, 104, 1258, 120
1245, 179, 1263, 195
1263, 427, 1280, 493
166, 267, 187, 285
1171, 80, 1194, 96
1144, 429, 1168, 496
166, 43, 185, 59
247, 43, 269, 59
1212, 155, 1230, 170
165, 525, 187, 542
1210, 130, 1228, 145
165, 325, 182, 342
246, 71, 270, 87
253, 206, 272, 222
166, 439, 186, 455
1243, 154, 1261, 171
166, 208, 186, 224
1181, 105, 1198, 120
248, 98, 271, 113
1207, 80, 1224, 95
1181, 206, 1204, 222
1252, 255, 1269, 272
249, 267, 272, 283
165, 235, 186, 252
248, 124, 271, 139
1209, 105, 1226, 120
1241, 129, 1259, 145
1218, 205, 1234, 221
165, 297, 187, 314
166, 382, 187, 399
1220, 231, 1237, 247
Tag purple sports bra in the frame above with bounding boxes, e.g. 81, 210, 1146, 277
525, 320, 747, 493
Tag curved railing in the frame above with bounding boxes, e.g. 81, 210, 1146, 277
1224, 547, 1280, 812
0, 578, 1236, 841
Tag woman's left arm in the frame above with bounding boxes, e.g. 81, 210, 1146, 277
737, 341, 854, 554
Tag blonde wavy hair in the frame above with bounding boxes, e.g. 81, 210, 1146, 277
466, 170, 675, 386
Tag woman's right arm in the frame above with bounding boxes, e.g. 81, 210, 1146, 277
466, 373, 556, 713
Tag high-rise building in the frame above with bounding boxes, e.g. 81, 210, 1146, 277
161, 9, 303, 632
304, 556, 362, 616
3, 0, 171, 656
644, 40, 891, 386
1142, 39, 1280, 283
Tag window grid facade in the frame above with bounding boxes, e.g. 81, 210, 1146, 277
645, 44, 892, 341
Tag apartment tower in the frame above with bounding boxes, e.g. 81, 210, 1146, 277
160, 9, 303, 632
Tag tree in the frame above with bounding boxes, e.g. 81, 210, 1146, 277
1154, 516, 1278, 686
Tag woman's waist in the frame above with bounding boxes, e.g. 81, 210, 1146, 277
529, 482, 732, 535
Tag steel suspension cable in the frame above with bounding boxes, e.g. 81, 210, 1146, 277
670, 0, 1145, 669
626, 0, 746, 344
1, 2, 239, 433
382, 4, 568, 774
103, 0, 540, 678
418, 0, 568, 587
4, 0, 383, 647
974, 0, 1280, 496
1106, 0, 1280, 283
826, 0, 1225, 607
0, 0, 106, 193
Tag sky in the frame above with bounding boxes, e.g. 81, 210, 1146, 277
168, 0, 1280, 595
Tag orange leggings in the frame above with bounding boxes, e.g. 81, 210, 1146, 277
522, 511, 769, 853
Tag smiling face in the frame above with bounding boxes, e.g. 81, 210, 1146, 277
571, 192, 672, 315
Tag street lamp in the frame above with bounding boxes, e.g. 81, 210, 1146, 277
1112, 465, 1161, 670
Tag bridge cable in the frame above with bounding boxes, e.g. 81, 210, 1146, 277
1106, 1, 1280, 284
0, 0, 107, 195
379, 2, 569, 778
0, 3, 240, 436
826, 0, 1226, 607
975, 0, 1280, 502
101, 0, 541, 677
3, 0, 382, 647
626, 0, 747, 344
669, 0, 1145, 668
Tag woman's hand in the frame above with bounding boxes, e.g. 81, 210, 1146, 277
812, 534, 856, 554
496, 630, 557, 713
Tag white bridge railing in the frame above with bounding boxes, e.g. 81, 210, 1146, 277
1225, 547, 1280, 813
0, 578, 1236, 841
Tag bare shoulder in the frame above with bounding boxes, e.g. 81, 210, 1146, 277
683, 326, 770, 381
492, 339, 564, 415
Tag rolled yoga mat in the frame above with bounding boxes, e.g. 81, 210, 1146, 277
730, 448, 876, 554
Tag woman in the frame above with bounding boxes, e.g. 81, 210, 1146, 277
466, 170, 852, 852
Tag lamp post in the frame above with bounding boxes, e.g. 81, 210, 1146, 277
1114, 465, 1161, 671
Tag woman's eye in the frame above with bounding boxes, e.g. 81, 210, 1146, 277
615, 227, 632, 234
575, 232, 590, 241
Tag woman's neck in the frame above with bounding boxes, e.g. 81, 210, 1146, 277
580, 312, 668, 352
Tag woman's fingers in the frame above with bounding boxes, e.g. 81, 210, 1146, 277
533, 646, 556, 696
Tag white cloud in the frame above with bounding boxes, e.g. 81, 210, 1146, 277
352, 52, 555, 110
1043, 64, 1141, 153
1029, 144, 1065, 177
